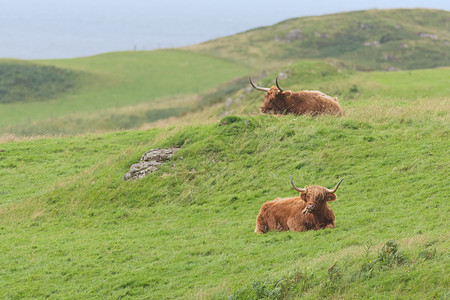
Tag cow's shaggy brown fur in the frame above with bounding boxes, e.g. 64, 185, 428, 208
255, 182, 341, 234
260, 87, 342, 116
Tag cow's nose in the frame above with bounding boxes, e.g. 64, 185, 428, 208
307, 204, 316, 211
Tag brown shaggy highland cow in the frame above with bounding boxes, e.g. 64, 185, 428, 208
249, 77, 342, 116
255, 177, 343, 234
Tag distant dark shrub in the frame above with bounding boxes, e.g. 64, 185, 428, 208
0, 63, 82, 103
379, 33, 402, 44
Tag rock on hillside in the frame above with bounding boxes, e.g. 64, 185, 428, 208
123, 147, 180, 180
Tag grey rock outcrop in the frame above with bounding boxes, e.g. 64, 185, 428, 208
123, 147, 180, 180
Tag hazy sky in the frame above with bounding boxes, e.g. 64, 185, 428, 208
1, 0, 449, 59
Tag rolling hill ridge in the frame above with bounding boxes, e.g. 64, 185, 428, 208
187, 8, 450, 71
0, 8, 449, 136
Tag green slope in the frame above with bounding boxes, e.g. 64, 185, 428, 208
0, 50, 250, 135
197, 60, 450, 121
0, 8, 448, 298
187, 9, 450, 71
0, 67, 448, 298
1, 9, 449, 136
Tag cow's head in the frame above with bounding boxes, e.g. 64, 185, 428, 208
249, 77, 292, 114
290, 176, 344, 214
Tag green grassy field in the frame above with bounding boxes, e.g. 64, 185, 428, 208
1, 65, 448, 298
0, 50, 250, 135
1, 8, 449, 299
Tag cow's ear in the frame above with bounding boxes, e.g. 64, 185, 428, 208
300, 192, 306, 201
326, 193, 337, 201
283, 91, 292, 98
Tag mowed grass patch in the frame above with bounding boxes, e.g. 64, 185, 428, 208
0, 92, 448, 298
0, 50, 250, 135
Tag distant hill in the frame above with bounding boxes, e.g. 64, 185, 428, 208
0, 50, 249, 135
187, 9, 450, 71
1, 9, 449, 136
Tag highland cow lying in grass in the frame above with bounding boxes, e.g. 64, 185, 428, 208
255, 177, 343, 234
249, 77, 342, 116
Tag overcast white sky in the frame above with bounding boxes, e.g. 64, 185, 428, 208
1, 0, 449, 59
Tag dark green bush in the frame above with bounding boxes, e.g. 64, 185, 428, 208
0, 62, 82, 103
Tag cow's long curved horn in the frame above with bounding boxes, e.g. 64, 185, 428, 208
326, 178, 344, 194
275, 76, 283, 92
249, 77, 270, 92
290, 176, 306, 193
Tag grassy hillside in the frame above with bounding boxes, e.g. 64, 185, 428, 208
0, 50, 250, 135
0, 66, 448, 298
187, 9, 450, 71
205, 61, 450, 119
0, 10, 449, 298
1, 9, 449, 136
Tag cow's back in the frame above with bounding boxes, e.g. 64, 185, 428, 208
291, 91, 342, 116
